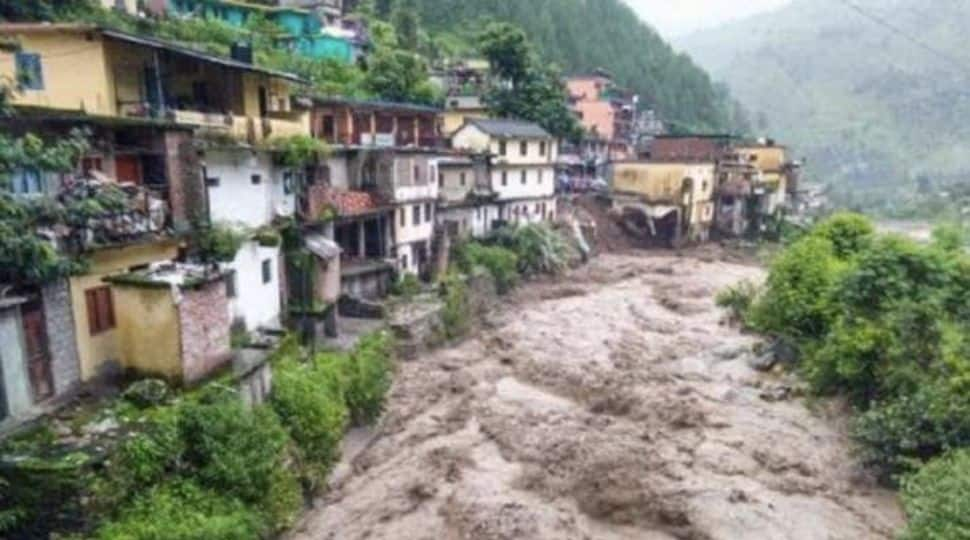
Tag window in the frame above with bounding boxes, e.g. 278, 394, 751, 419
85, 286, 115, 336
412, 204, 420, 225
498, 140, 507, 156
402, 254, 409, 270
538, 170, 544, 183
521, 170, 527, 185
226, 271, 238, 298
501, 171, 508, 186
283, 171, 294, 195
539, 141, 547, 156
413, 165, 420, 184
206, 176, 220, 187
535, 203, 541, 214
400, 206, 406, 227
459, 172, 466, 186
261, 259, 272, 284
251, 174, 262, 185
10, 168, 44, 195
438, 172, 444, 187
520, 141, 528, 156
15, 52, 43, 90
425, 202, 432, 222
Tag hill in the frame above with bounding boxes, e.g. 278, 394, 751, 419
679, 0, 970, 189
409, 0, 747, 133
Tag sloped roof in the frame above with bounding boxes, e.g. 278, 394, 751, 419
466, 118, 551, 139
306, 234, 341, 260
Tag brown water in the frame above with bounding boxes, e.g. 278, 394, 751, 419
288, 251, 903, 540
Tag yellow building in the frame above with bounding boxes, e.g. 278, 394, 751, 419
108, 264, 232, 385
69, 240, 181, 381
736, 143, 796, 214
0, 23, 309, 144
441, 96, 489, 136
610, 161, 716, 244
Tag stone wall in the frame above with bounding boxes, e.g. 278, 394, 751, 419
178, 280, 232, 384
42, 280, 81, 396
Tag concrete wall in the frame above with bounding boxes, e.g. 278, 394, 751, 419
70, 241, 180, 382
227, 241, 283, 331
438, 203, 501, 238
314, 255, 341, 304
501, 197, 557, 225
394, 201, 436, 246
0, 29, 112, 114
439, 165, 473, 203
113, 285, 182, 380
206, 149, 295, 229
42, 280, 81, 395
0, 305, 31, 420
179, 280, 232, 384
491, 137, 557, 166
490, 165, 555, 201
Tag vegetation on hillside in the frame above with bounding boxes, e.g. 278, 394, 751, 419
0, 333, 394, 538
409, 0, 749, 133
725, 213, 970, 538
682, 0, 970, 190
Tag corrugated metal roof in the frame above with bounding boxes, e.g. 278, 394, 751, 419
306, 234, 342, 259
101, 29, 307, 83
312, 96, 441, 114
466, 118, 551, 139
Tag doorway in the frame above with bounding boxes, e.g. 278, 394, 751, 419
21, 299, 54, 403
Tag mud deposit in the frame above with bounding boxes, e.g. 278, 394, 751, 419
289, 253, 904, 540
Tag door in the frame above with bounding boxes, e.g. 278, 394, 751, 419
21, 300, 54, 403
258, 86, 269, 118
115, 154, 142, 184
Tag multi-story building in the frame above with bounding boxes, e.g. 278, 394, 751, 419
436, 154, 501, 239
307, 98, 446, 291
434, 59, 491, 136
566, 71, 638, 161
451, 119, 558, 226
0, 23, 307, 381
609, 161, 716, 246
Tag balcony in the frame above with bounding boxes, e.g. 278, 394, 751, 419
58, 179, 170, 251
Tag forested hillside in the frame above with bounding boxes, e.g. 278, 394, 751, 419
681, 0, 970, 192
406, 0, 749, 133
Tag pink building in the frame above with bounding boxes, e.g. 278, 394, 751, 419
567, 75, 617, 141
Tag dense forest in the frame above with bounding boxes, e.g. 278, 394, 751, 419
681, 0, 970, 197
406, 0, 749, 134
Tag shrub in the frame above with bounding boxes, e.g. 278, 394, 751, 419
456, 242, 519, 294
747, 236, 845, 340
178, 398, 292, 513
853, 383, 970, 479
930, 222, 966, 252
715, 279, 758, 323
899, 450, 970, 539
341, 331, 394, 425
271, 356, 348, 490
391, 273, 423, 299
92, 405, 183, 512
439, 271, 471, 340
95, 481, 262, 540
803, 316, 890, 403
808, 212, 874, 259
194, 222, 246, 264
495, 224, 570, 276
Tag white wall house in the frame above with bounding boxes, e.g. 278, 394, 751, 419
387, 153, 440, 275
452, 119, 558, 227
437, 156, 501, 238
204, 148, 296, 331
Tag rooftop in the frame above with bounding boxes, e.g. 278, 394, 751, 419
312, 96, 441, 114
464, 118, 551, 139
107, 263, 226, 290
0, 24, 306, 83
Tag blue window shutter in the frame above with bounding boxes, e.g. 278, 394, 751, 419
15, 53, 43, 90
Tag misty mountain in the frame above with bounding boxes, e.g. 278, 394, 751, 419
679, 0, 970, 189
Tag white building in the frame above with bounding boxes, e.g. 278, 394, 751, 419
203, 148, 297, 331
436, 155, 501, 239
382, 151, 441, 276
451, 119, 558, 226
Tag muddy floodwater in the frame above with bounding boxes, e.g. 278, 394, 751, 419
288, 252, 904, 540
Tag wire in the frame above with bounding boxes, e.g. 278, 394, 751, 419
832, 0, 970, 77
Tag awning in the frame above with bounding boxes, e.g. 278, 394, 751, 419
642, 205, 679, 219
306, 235, 342, 260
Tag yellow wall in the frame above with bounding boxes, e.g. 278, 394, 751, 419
70, 240, 180, 381
739, 146, 787, 172
442, 109, 487, 135
113, 285, 182, 380
612, 162, 715, 225
0, 29, 112, 114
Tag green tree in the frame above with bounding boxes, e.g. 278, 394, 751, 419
477, 22, 582, 141
391, 0, 420, 51
363, 48, 436, 104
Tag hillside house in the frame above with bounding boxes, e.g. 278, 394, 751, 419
566, 72, 637, 160
610, 161, 716, 246
108, 264, 232, 384
451, 119, 558, 226
436, 155, 501, 239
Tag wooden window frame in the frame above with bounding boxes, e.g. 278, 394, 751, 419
85, 286, 115, 336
